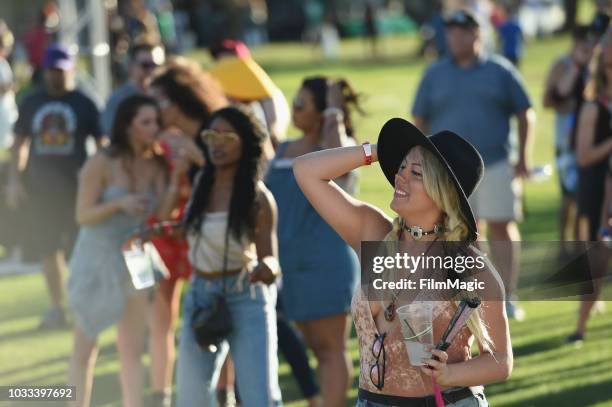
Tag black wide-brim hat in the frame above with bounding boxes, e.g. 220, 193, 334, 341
377, 118, 484, 242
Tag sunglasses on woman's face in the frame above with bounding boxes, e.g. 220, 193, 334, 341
200, 129, 240, 144
370, 332, 386, 390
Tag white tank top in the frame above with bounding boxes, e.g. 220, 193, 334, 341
187, 212, 258, 272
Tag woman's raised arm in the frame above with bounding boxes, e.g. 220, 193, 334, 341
293, 144, 391, 252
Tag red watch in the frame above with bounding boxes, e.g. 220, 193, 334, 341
362, 142, 373, 165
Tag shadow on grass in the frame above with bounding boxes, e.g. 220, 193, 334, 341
508, 313, 574, 338
0, 343, 117, 383
488, 358, 611, 395
90, 369, 123, 407
520, 204, 559, 240
0, 275, 47, 324
0, 309, 49, 326
512, 336, 566, 358
278, 367, 304, 403
495, 379, 612, 407
0, 353, 67, 381
0, 322, 72, 344
277, 350, 362, 403
511, 312, 612, 358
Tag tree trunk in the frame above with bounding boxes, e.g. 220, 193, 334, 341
562, 0, 579, 32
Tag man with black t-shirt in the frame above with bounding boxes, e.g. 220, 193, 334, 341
5, 44, 102, 329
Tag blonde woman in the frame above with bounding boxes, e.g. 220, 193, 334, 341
293, 118, 511, 406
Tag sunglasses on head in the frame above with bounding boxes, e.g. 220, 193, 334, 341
200, 129, 240, 144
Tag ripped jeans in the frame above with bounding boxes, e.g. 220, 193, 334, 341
176, 274, 283, 407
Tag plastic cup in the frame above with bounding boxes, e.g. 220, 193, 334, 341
396, 301, 434, 366
123, 239, 155, 290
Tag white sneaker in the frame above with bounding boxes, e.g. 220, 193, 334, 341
505, 298, 525, 321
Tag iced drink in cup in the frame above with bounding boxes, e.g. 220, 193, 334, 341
396, 302, 434, 366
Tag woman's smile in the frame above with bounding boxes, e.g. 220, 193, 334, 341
394, 186, 408, 198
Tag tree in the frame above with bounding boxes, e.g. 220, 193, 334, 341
561, 0, 579, 32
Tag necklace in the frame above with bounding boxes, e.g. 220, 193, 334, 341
403, 223, 444, 240
383, 237, 439, 322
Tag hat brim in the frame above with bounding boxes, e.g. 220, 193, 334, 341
210, 57, 275, 100
45, 60, 74, 70
377, 118, 478, 242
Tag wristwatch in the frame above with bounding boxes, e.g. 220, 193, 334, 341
362, 142, 373, 165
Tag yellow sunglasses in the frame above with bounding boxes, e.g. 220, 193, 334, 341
200, 129, 240, 144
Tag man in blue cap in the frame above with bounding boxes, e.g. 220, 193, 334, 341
412, 9, 535, 321
5, 43, 102, 329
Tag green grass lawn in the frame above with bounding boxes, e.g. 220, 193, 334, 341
1, 33, 611, 406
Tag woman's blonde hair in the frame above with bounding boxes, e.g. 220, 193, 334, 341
385, 146, 494, 353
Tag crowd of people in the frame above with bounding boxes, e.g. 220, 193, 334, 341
0, 3, 611, 407
543, 17, 612, 343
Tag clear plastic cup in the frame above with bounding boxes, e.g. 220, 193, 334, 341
396, 301, 434, 366
122, 239, 155, 290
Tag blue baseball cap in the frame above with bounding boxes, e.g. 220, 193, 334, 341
43, 44, 75, 70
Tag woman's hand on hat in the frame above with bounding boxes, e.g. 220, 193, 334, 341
420, 348, 452, 386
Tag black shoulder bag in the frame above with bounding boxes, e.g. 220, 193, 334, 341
190, 225, 233, 352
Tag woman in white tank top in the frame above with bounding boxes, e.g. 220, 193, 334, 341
173, 105, 283, 407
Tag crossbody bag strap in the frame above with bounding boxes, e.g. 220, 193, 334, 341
221, 223, 230, 295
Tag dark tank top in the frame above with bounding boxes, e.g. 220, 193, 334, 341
577, 100, 612, 239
